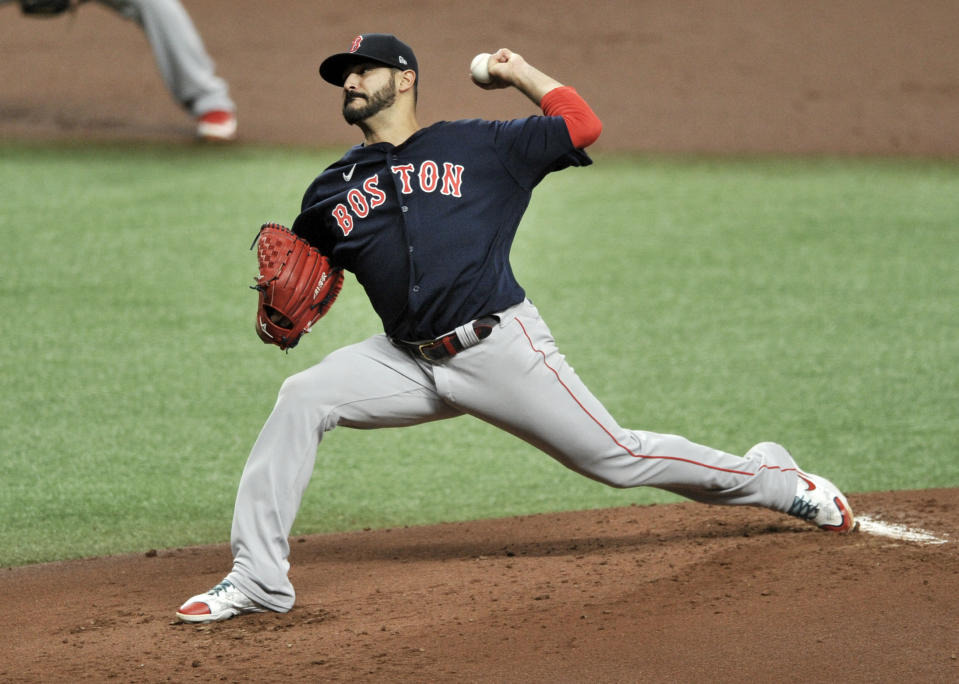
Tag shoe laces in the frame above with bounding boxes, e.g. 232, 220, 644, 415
787, 494, 820, 521
208, 580, 235, 596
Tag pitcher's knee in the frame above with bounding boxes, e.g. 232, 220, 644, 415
559, 454, 643, 489
276, 371, 313, 404
273, 371, 340, 431
595, 469, 641, 489
276, 365, 342, 404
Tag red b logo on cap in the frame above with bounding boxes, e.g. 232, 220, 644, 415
349, 35, 363, 53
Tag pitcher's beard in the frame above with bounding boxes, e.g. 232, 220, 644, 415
343, 80, 398, 125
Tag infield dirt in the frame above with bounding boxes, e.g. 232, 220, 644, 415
4, 491, 957, 682
2, 2, 958, 682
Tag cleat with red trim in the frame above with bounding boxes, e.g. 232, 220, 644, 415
176, 580, 266, 623
196, 110, 237, 142
788, 472, 857, 532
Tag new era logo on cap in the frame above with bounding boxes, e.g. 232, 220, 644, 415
319, 33, 418, 86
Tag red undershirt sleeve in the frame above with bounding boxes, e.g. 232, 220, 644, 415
540, 86, 603, 149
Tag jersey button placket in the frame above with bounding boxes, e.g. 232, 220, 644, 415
390, 153, 421, 300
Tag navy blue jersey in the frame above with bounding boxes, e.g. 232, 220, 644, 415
291, 115, 591, 341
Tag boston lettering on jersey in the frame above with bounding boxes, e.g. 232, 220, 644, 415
291, 117, 590, 341
331, 161, 465, 236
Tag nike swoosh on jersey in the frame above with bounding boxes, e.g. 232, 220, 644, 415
343, 164, 357, 182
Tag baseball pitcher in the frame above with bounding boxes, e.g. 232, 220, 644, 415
177, 33, 856, 623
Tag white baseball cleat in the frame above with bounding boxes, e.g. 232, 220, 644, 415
176, 580, 266, 623
788, 471, 857, 532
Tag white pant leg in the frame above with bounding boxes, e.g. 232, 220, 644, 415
438, 300, 799, 512
96, 0, 234, 115
227, 335, 460, 612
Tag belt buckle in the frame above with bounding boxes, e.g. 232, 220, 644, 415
416, 341, 435, 361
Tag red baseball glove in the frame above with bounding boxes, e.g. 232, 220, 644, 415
251, 223, 344, 350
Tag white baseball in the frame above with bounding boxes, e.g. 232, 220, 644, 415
470, 52, 492, 84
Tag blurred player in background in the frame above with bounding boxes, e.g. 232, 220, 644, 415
8, 0, 237, 141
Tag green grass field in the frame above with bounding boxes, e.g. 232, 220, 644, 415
1, 141, 957, 567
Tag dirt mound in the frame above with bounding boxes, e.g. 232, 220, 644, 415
4, 489, 957, 682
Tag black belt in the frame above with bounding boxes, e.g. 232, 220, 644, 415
394, 315, 499, 362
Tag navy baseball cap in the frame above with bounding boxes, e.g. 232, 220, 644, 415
319, 33, 418, 86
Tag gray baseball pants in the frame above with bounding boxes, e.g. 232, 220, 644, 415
227, 299, 800, 612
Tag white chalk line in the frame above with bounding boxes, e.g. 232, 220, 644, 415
856, 515, 949, 545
